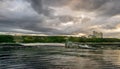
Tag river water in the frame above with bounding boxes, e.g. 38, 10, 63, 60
0, 45, 120, 69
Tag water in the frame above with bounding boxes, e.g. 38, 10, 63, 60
0, 45, 120, 69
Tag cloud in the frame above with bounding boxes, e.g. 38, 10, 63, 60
69, 0, 109, 11
0, 0, 120, 38
67, 0, 120, 17
30, 0, 55, 17
30, 0, 43, 14
97, 0, 120, 17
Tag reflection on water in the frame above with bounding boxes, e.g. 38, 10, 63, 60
0, 46, 120, 69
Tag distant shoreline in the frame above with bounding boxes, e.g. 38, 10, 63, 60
21, 43, 65, 46
0, 43, 120, 50
0, 42, 120, 46
0, 43, 65, 46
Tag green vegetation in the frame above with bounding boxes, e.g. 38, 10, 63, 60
0, 35, 120, 43
0, 35, 15, 43
22, 36, 66, 43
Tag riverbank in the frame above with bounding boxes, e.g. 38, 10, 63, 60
0, 43, 65, 47
21, 43, 65, 46
78, 42, 120, 46
0, 42, 120, 46
0, 42, 120, 49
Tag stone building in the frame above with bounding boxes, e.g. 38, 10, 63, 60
88, 31, 103, 38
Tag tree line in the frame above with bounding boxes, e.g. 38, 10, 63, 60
0, 35, 120, 43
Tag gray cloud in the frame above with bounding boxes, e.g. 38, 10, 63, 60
30, 0, 43, 14
30, 0, 55, 16
70, 0, 109, 11
97, 0, 120, 17
0, 0, 120, 38
58, 15, 74, 23
67, 0, 120, 17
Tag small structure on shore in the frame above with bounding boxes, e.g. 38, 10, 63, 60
88, 31, 103, 38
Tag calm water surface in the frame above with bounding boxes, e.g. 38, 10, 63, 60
0, 46, 120, 69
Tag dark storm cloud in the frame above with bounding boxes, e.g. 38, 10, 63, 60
97, 0, 120, 16
30, 0, 120, 17
30, 0, 71, 7
42, 0, 71, 6
30, 0, 54, 16
30, 0, 43, 14
70, 0, 109, 11
71, 0, 120, 17
0, 16, 41, 28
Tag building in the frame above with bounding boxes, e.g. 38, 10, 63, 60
88, 31, 103, 38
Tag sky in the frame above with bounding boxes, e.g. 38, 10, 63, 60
0, 0, 120, 38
